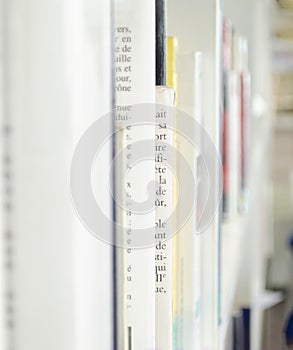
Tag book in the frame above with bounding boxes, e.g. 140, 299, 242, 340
0, 1, 117, 349
114, 0, 156, 349
175, 51, 203, 350
223, 18, 232, 71
0, 0, 113, 349
166, 36, 183, 350
156, 0, 167, 86
226, 71, 241, 217
67, 0, 115, 349
155, 86, 175, 350
155, 3, 176, 348
223, 28, 251, 217
222, 72, 229, 215
0, 2, 100, 349
238, 38, 250, 212
232, 309, 250, 350
167, 37, 178, 105
0, 5, 5, 348
222, 18, 233, 215
166, 35, 180, 349
239, 72, 251, 213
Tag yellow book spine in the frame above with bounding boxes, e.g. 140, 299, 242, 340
167, 37, 178, 106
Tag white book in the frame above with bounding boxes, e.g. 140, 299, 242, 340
0, 1, 85, 349
175, 52, 203, 350
226, 71, 241, 217
0, 2, 5, 347
114, 0, 156, 349
0, 1, 114, 350
70, 0, 114, 349
155, 86, 174, 350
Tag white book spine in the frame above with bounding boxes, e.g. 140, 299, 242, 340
155, 86, 174, 350
66, 0, 114, 349
227, 71, 241, 216
176, 52, 203, 350
114, 0, 156, 349
0, 1, 5, 346
194, 52, 203, 350
1, 1, 82, 349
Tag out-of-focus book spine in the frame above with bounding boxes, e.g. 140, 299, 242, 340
166, 35, 179, 349
0, 2, 5, 347
222, 18, 233, 216
194, 53, 203, 350
167, 37, 178, 105
156, 0, 166, 86
223, 18, 232, 71
114, 0, 156, 349
233, 309, 250, 350
175, 51, 203, 350
239, 38, 250, 213
155, 86, 175, 350
224, 26, 250, 218
226, 71, 241, 217
72, 1, 114, 349
0, 1, 114, 349
239, 72, 251, 213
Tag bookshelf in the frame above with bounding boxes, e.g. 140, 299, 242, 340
0, 0, 277, 349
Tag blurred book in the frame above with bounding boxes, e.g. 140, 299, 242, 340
175, 51, 203, 350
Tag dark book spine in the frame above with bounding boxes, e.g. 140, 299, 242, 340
111, 0, 118, 346
156, 0, 166, 85
233, 309, 250, 350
